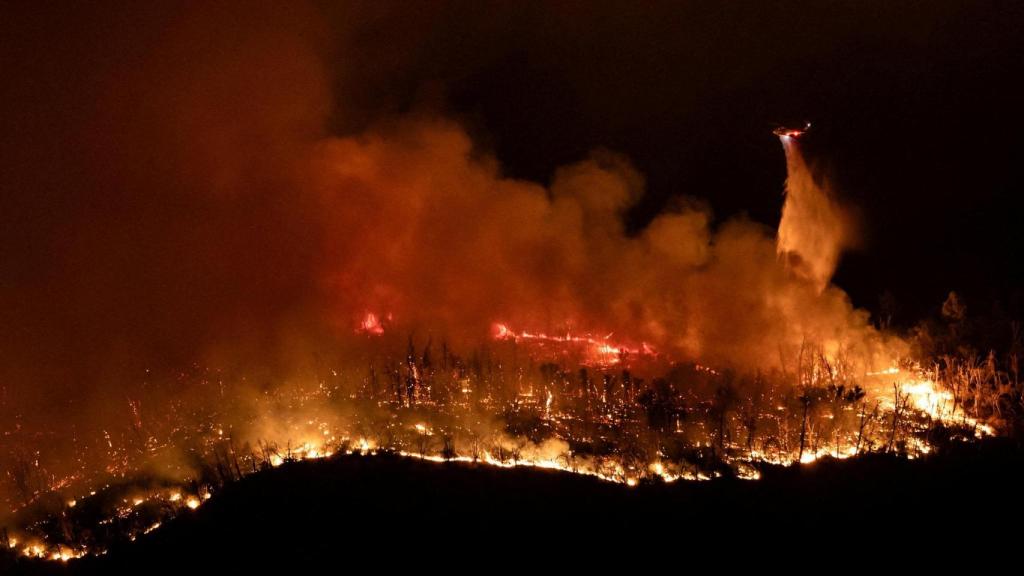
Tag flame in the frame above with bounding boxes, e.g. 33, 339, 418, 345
4, 355, 997, 564
357, 312, 386, 335
867, 369, 996, 437
492, 322, 655, 366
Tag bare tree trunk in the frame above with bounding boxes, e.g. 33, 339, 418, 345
887, 384, 905, 453
855, 401, 878, 455
797, 398, 809, 463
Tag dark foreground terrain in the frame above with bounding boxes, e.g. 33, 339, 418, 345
6, 440, 1024, 573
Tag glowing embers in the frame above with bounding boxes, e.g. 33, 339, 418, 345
395, 449, 694, 485
492, 322, 656, 367
11, 539, 87, 562
6, 358, 997, 566
0, 444, 698, 565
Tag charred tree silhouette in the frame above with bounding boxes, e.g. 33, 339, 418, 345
405, 336, 418, 407
855, 401, 880, 455
887, 383, 910, 453
712, 377, 738, 457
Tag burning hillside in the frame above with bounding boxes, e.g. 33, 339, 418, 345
3, 1, 1024, 569
0, 127, 1000, 562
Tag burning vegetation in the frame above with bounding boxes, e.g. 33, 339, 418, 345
0, 325, 1010, 565
2, 102, 1016, 567
0, 126, 1011, 558
3, 2, 1023, 568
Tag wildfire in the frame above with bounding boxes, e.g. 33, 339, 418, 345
2, 10, 1015, 566
357, 312, 386, 335
491, 322, 655, 366
9, 540, 87, 562
866, 368, 996, 437
1, 351, 998, 566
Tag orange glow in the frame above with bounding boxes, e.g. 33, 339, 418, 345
357, 312, 385, 335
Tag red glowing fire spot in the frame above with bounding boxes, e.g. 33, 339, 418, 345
357, 312, 386, 335
492, 322, 511, 339
491, 322, 655, 367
